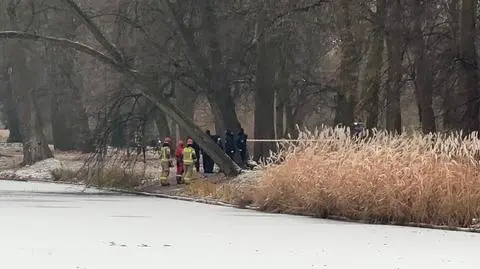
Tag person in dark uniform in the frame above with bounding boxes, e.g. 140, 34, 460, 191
236, 128, 248, 167
202, 130, 214, 173
352, 122, 365, 139
187, 136, 201, 171
214, 134, 223, 150
224, 130, 236, 160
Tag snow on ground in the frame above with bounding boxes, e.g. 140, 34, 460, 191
0, 180, 478, 269
0, 158, 63, 181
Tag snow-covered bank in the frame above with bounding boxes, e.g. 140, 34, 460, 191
0, 158, 63, 181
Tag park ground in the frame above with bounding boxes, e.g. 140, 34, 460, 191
0, 128, 255, 202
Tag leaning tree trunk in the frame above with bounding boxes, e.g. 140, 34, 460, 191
458, 0, 480, 133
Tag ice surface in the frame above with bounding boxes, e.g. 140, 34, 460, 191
0, 180, 478, 269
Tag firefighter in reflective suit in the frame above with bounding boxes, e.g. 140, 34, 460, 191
182, 138, 197, 185
158, 138, 173, 186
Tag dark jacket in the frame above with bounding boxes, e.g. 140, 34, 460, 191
225, 132, 236, 155
236, 132, 248, 150
212, 135, 223, 150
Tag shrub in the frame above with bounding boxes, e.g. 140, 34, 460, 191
51, 168, 81, 183
51, 167, 144, 190
87, 167, 144, 189
254, 127, 480, 228
184, 179, 254, 207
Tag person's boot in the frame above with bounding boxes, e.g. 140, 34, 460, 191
161, 181, 170, 187
176, 176, 183, 185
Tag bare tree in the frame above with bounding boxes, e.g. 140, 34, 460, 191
384, 0, 403, 133
458, 0, 479, 133
4, 0, 53, 164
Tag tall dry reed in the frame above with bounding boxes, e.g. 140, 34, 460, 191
254, 127, 480, 227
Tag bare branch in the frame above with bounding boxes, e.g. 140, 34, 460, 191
0, 31, 132, 74
61, 0, 124, 63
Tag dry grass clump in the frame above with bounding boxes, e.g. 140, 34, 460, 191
184, 178, 255, 207
51, 168, 81, 183
254, 127, 480, 228
51, 167, 145, 190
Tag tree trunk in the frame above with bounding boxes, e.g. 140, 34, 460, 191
253, 8, 276, 161
253, 45, 276, 160
110, 111, 127, 147
208, 90, 241, 135
155, 109, 171, 139
6, 1, 53, 164
48, 47, 92, 152
361, 0, 385, 130
334, 93, 351, 126
274, 92, 281, 139
275, 44, 291, 138
176, 84, 196, 139
165, 0, 242, 136
3, 65, 22, 142
9, 42, 53, 164
443, 1, 462, 130
362, 37, 382, 130
458, 0, 480, 133
385, 0, 403, 134
336, 0, 359, 127
284, 104, 298, 138
411, 0, 436, 134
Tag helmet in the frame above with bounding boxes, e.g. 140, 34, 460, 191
187, 138, 193, 145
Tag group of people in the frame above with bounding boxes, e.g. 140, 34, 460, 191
202, 128, 249, 172
157, 136, 198, 186
155, 128, 249, 186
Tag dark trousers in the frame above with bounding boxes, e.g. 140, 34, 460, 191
238, 148, 247, 165
195, 151, 200, 171
226, 151, 235, 161
203, 155, 214, 173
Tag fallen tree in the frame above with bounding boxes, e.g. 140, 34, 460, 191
0, 0, 241, 176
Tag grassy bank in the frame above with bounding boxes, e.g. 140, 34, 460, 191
252, 128, 480, 228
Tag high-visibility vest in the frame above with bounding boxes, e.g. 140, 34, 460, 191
159, 146, 170, 161
183, 146, 196, 165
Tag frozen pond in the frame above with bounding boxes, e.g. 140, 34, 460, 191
0, 180, 478, 269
